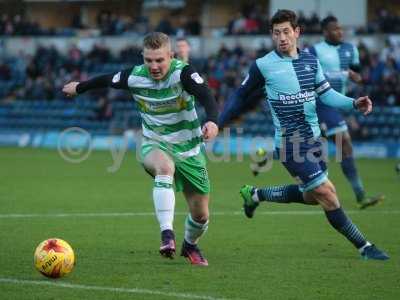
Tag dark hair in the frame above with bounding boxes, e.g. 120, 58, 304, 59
270, 9, 298, 30
143, 32, 170, 49
321, 16, 338, 30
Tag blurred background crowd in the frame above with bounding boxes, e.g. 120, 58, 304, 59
1, 38, 399, 106
2, 4, 400, 36
1, 0, 400, 142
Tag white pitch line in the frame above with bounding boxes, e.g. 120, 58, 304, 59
0, 210, 399, 219
0, 278, 232, 300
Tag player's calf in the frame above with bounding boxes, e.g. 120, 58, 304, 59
322, 196, 389, 260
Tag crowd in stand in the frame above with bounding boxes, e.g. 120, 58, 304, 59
1, 7, 400, 141
0, 10, 323, 36
0, 39, 399, 139
94, 10, 149, 36
0, 14, 44, 36
2, 6, 400, 36
226, 7, 400, 35
1, 39, 400, 107
358, 8, 400, 34
208, 42, 400, 107
91, 10, 201, 36
352, 41, 400, 106
0, 10, 201, 37
225, 6, 323, 35
0, 43, 143, 122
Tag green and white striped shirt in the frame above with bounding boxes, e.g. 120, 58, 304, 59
127, 59, 203, 158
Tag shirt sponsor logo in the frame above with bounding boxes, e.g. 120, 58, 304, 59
278, 90, 315, 104
147, 99, 177, 109
136, 98, 183, 113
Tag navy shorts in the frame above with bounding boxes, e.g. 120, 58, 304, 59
277, 142, 328, 192
316, 101, 348, 137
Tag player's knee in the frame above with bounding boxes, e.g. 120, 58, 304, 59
314, 181, 336, 196
312, 182, 339, 209
190, 207, 209, 224
155, 162, 175, 176
312, 184, 328, 199
191, 213, 209, 224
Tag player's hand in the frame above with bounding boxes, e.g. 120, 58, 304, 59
348, 70, 362, 84
202, 121, 219, 141
62, 82, 80, 97
354, 96, 372, 115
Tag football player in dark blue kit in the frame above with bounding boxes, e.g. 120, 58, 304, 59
219, 10, 388, 260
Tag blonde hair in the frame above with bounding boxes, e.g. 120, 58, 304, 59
143, 32, 171, 50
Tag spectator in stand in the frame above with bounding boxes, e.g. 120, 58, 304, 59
0, 32, 399, 110
244, 12, 261, 34
155, 16, 176, 35
95, 96, 113, 121
175, 37, 191, 63
231, 13, 247, 35
184, 15, 202, 36
0, 63, 12, 81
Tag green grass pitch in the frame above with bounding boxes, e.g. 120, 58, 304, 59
0, 148, 399, 299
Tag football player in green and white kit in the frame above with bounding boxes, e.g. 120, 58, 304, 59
62, 32, 219, 266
